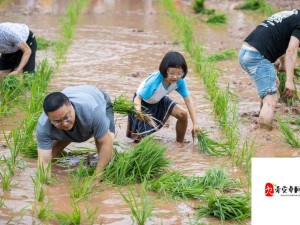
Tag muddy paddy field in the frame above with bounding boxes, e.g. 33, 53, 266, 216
0, 0, 300, 224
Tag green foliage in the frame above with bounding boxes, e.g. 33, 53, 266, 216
149, 171, 205, 199
193, 0, 215, 15
120, 182, 153, 225
196, 193, 251, 221
36, 37, 55, 50
206, 13, 227, 25
197, 130, 230, 156
277, 116, 300, 148
113, 94, 136, 115
205, 49, 236, 62
104, 136, 170, 186
237, 0, 273, 15
277, 71, 299, 105
0, 75, 21, 93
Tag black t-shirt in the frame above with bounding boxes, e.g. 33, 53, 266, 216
245, 9, 300, 63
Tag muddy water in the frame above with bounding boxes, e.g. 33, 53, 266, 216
0, 0, 300, 224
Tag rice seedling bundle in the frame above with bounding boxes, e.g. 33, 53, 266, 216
112, 94, 136, 115
104, 136, 170, 185
113, 94, 157, 127
197, 130, 230, 156
200, 167, 240, 191
0, 75, 21, 93
196, 193, 251, 221
149, 171, 205, 199
277, 71, 299, 105
277, 116, 300, 148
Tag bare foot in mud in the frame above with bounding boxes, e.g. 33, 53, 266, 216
259, 122, 273, 131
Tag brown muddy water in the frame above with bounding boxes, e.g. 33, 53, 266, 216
0, 0, 300, 224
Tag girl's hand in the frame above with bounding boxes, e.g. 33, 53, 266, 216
191, 124, 201, 140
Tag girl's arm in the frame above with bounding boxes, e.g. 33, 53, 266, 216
184, 96, 200, 134
133, 95, 142, 112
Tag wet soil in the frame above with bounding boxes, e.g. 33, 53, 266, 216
0, 0, 300, 224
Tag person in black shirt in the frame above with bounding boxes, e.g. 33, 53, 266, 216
239, 9, 300, 130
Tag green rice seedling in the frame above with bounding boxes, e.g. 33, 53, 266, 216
0, 170, 12, 190
120, 182, 153, 225
37, 161, 52, 185
36, 37, 55, 50
51, 202, 97, 225
234, 140, 255, 175
31, 175, 45, 202
205, 49, 236, 62
206, 14, 227, 25
214, 89, 229, 128
192, 0, 215, 15
33, 201, 51, 220
0, 196, 4, 207
236, 0, 273, 15
148, 171, 205, 199
51, 202, 81, 225
68, 158, 99, 201
196, 130, 230, 156
130, 136, 170, 181
113, 94, 157, 127
0, 75, 21, 93
277, 71, 298, 105
196, 193, 251, 221
200, 167, 240, 191
113, 94, 136, 115
104, 149, 137, 186
104, 136, 170, 186
277, 116, 300, 148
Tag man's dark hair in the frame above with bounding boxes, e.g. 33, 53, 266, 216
159, 51, 188, 78
43, 92, 70, 115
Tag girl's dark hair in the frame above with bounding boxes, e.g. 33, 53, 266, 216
43, 92, 70, 115
159, 51, 188, 78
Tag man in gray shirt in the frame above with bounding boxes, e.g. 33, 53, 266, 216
0, 22, 37, 79
36, 85, 115, 177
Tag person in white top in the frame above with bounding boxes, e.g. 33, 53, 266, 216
0, 22, 37, 79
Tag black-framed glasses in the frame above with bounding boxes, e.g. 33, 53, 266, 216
50, 113, 71, 126
167, 71, 184, 78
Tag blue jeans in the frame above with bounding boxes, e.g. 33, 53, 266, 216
239, 47, 277, 99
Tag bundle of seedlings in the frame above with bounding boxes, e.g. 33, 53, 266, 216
277, 67, 300, 105
276, 116, 300, 148
192, 0, 215, 15
104, 136, 170, 186
206, 13, 227, 25
200, 167, 241, 191
112, 94, 157, 128
148, 170, 205, 199
195, 192, 251, 222
196, 130, 230, 156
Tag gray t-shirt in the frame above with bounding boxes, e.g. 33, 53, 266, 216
36, 85, 110, 150
0, 22, 30, 54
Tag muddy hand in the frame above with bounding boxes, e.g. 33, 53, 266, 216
283, 80, 295, 98
136, 112, 157, 129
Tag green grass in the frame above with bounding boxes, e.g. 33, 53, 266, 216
120, 182, 153, 225
196, 193, 251, 221
206, 13, 227, 25
197, 130, 230, 156
104, 136, 170, 186
277, 116, 300, 148
192, 0, 215, 15
36, 37, 55, 50
236, 0, 273, 15
205, 49, 236, 62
